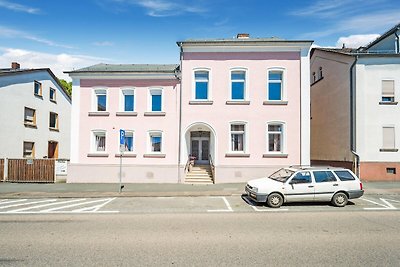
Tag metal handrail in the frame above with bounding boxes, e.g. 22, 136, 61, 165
184, 156, 191, 173
208, 154, 215, 183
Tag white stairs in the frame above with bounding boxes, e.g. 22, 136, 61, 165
185, 164, 213, 184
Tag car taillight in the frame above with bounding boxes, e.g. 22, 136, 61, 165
360, 182, 363, 190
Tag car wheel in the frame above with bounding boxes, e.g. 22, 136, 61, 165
267, 193, 283, 208
331, 192, 348, 207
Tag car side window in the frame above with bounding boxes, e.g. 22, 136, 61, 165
334, 171, 356, 181
290, 171, 311, 184
313, 171, 337, 183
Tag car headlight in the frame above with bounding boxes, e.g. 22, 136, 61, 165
251, 186, 258, 193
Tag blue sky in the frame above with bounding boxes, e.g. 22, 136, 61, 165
0, 0, 399, 80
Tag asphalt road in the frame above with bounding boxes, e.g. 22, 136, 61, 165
1, 194, 400, 266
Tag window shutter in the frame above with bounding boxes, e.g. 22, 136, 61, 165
383, 127, 395, 149
382, 80, 394, 95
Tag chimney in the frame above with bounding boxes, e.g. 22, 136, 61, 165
236, 33, 250, 39
11, 62, 20, 70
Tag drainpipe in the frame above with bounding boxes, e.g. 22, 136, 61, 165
177, 43, 183, 183
395, 30, 399, 54
350, 55, 360, 176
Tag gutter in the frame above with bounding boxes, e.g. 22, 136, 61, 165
350, 56, 360, 176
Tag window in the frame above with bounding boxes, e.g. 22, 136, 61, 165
334, 171, 356, 181
34, 81, 42, 96
194, 71, 209, 100
23, 142, 35, 158
149, 132, 162, 152
230, 124, 245, 152
312, 72, 316, 83
123, 131, 134, 152
94, 89, 107, 111
313, 171, 337, 183
149, 89, 162, 112
50, 88, 56, 102
387, 168, 396, 174
382, 126, 395, 149
318, 67, 323, 79
121, 89, 135, 112
24, 107, 36, 126
231, 70, 246, 100
49, 112, 58, 129
291, 171, 311, 184
268, 70, 283, 101
381, 80, 395, 103
268, 124, 283, 152
93, 131, 106, 152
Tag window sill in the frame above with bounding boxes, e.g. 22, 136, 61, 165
143, 153, 166, 158
144, 112, 166, 116
87, 153, 109, 157
88, 111, 110, 116
50, 99, 57, 104
263, 153, 288, 158
263, 101, 288, 105
189, 100, 213, 105
49, 127, 59, 132
34, 94, 43, 99
226, 101, 250, 105
311, 77, 324, 86
379, 148, 399, 152
379, 101, 398, 105
115, 153, 137, 158
24, 123, 37, 129
225, 153, 250, 158
116, 112, 138, 116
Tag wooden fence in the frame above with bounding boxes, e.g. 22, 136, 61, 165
0, 159, 4, 181
6, 159, 55, 183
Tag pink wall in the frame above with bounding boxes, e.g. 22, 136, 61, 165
181, 52, 302, 166
78, 79, 179, 165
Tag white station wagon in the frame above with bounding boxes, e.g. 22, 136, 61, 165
245, 166, 364, 208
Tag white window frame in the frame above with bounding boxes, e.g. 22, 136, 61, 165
148, 88, 163, 112
118, 130, 135, 153
91, 130, 107, 153
266, 121, 286, 154
192, 68, 212, 101
229, 68, 248, 101
228, 121, 248, 153
119, 88, 136, 112
92, 88, 108, 112
381, 79, 395, 103
267, 67, 287, 101
148, 130, 163, 153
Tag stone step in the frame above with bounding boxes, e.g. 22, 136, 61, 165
185, 178, 213, 184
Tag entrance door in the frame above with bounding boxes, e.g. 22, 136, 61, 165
48, 141, 58, 159
191, 138, 209, 164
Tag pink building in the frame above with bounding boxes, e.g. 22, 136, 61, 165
67, 34, 312, 183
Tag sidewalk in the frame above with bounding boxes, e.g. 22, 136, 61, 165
0, 181, 399, 198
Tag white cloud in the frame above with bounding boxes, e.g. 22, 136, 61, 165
0, 48, 109, 81
0, 0, 40, 14
0, 26, 74, 49
93, 41, 114, 46
336, 34, 380, 48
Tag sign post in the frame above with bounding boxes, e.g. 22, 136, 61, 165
119, 129, 125, 193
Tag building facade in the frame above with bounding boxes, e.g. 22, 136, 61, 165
0, 63, 71, 159
310, 24, 400, 181
67, 35, 313, 183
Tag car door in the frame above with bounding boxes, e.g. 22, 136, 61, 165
312, 170, 340, 201
284, 171, 315, 202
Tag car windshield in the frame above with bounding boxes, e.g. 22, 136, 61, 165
269, 168, 295, 183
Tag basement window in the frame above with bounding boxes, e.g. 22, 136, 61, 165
387, 168, 396, 174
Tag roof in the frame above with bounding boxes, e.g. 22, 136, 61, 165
363, 22, 400, 50
66, 63, 179, 74
0, 68, 71, 100
177, 37, 313, 46
311, 47, 400, 57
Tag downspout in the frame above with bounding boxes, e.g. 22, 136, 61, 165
177, 43, 183, 183
395, 30, 399, 54
350, 55, 360, 176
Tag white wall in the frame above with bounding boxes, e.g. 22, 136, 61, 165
0, 71, 71, 159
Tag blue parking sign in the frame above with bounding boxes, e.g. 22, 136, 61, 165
119, 129, 125, 145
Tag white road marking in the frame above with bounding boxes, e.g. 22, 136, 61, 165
73, 197, 116, 212
10, 199, 87, 212
0, 199, 56, 209
383, 198, 400, 203
362, 198, 397, 210
0, 199, 28, 205
41, 198, 117, 212
243, 196, 288, 211
207, 197, 233, 212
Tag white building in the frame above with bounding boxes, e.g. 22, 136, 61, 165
310, 24, 400, 181
0, 63, 71, 159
